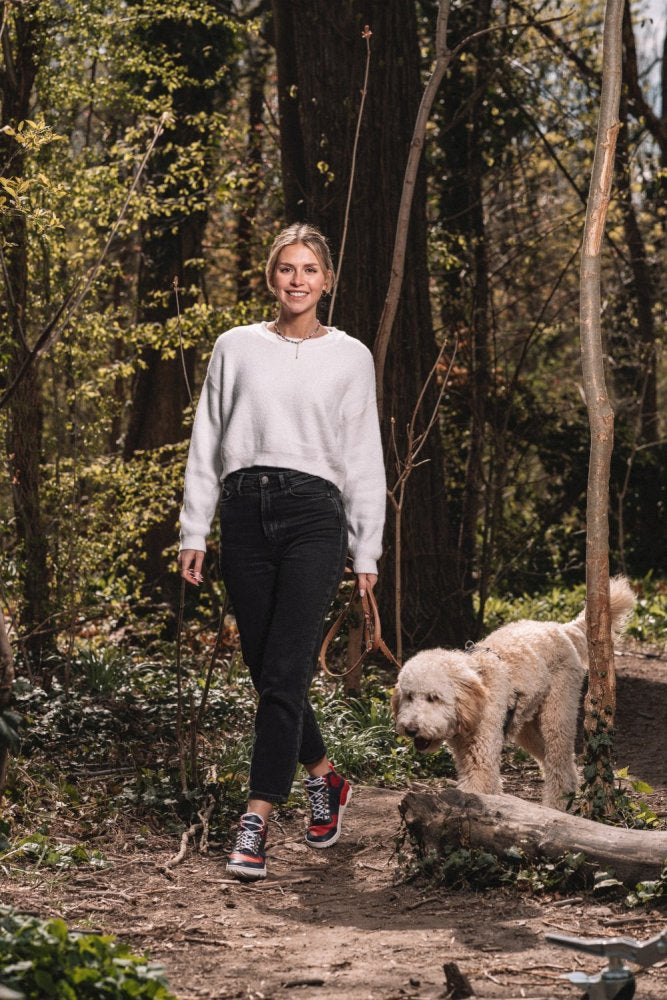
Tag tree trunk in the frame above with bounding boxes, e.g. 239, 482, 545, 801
121, 8, 236, 598
400, 785, 667, 886
271, 0, 471, 649
236, 42, 269, 303
0, 7, 51, 669
0, 608, 16, 795
613, 90, 661, 571
579, 0, 624, 818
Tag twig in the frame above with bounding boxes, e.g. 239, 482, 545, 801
173, 275, 193, 407
195, 593, 229, 730
162, 821, 200, 871
328, 25, 372, 326
404, 894, 442, 911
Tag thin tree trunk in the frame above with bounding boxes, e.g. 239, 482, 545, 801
580, 0, 624, 818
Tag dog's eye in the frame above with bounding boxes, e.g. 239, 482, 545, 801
426, 693, 439, 703
404, 692, 414, 702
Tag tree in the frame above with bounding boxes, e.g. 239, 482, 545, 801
271, 0, 472, 648
0, 4, 51, 668
580, 0, 624, 818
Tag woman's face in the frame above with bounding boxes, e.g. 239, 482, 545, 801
272, 242, 329, 318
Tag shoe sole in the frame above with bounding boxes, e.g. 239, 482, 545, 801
225, 863, 267, 881
305, 785, 352, 849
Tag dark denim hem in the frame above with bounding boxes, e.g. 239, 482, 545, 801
248, 789, 289, 805
300, 751, 328, 767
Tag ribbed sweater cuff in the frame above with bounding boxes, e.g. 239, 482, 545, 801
179, 534, 207, 553
352, 554, 378, 575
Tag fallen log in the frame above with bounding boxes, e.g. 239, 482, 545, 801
400, 785, 667, 886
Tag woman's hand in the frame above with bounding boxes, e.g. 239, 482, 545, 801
179, 549, 205, 586
357, 573, 377, 598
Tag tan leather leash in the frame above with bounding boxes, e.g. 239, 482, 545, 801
318, 579, 402, 679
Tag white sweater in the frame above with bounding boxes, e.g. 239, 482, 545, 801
179, 321, 386, 574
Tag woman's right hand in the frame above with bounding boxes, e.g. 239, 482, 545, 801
178, 549, 205, 586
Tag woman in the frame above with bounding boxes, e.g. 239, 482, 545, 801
178, 223, 386, 881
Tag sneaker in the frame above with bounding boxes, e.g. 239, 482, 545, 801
304, 765, 352, 848
226, 812, 268, 880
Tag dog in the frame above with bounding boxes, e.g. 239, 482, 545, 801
392, 577, 635, 810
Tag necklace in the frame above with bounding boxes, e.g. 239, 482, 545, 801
272, 319, 321, 359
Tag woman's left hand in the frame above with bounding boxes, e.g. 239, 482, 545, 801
357, 573, 377, 598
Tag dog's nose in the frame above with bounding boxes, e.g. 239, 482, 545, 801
404, 727, 418, 738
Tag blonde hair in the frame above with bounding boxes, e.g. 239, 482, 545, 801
265, 223, 335, 294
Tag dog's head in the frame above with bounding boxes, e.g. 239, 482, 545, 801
391, 649, 486, 753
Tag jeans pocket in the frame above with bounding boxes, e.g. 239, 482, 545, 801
220, 482, 235, 503
288, 476, 331, 499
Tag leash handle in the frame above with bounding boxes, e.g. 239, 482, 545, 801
319, 580, 402, 678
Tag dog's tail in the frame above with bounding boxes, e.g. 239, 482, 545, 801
564, 575, 636, 657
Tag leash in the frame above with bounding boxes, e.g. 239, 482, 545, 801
319, 579, 402, 679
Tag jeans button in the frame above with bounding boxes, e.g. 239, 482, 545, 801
260, 475, 269, 486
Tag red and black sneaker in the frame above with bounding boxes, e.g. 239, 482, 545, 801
304, 765, 352, 848
226, 812, 268, 880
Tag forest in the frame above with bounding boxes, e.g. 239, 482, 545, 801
0, 1, 666, 998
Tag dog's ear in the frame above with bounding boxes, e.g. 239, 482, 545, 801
454, 672, 486, 736
390, 687, 400, 719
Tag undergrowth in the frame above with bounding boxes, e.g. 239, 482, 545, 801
397, 825, 667, 908
0, 906, 175, 999
481, 573, 667, 643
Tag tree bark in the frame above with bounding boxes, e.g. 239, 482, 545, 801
400, 785, 667, 886
236, 41, 269, 303
0, 7, 51, 668
0, 608, 16, 795
579, 0, 624, 817
271, 0, 471, 648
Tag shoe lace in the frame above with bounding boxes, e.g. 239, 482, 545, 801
306, 780, 331, 824
234, 816, 264, 854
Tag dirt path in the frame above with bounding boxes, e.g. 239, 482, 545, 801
2, 649, 666, 999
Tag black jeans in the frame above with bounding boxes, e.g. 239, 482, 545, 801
219, 466, 348, 804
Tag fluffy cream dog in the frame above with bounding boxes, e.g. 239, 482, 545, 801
393, 577, 635, 810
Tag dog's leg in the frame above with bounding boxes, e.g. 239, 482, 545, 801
516, 718, 545, 764
453, 727, 504, 795
539, 676, 581, 810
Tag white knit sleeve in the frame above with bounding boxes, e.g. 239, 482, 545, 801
178, 345, 224, 552
339, 355, 386, 575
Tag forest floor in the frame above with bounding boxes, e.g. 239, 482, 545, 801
2, 644, 666, 1000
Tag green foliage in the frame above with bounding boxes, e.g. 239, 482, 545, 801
314, 678, 456, 787
400, 825, 667, 908
399, 825, 592, 894
625, 864, 667, 908
480, 576, 667, 645
0, 906, 176, 999
0, 835, 107, 873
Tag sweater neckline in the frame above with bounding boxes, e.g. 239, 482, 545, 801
256, 320, 343, 345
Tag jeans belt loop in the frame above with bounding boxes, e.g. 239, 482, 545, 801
237, 471, 245, 491
278, 471, 287, 489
